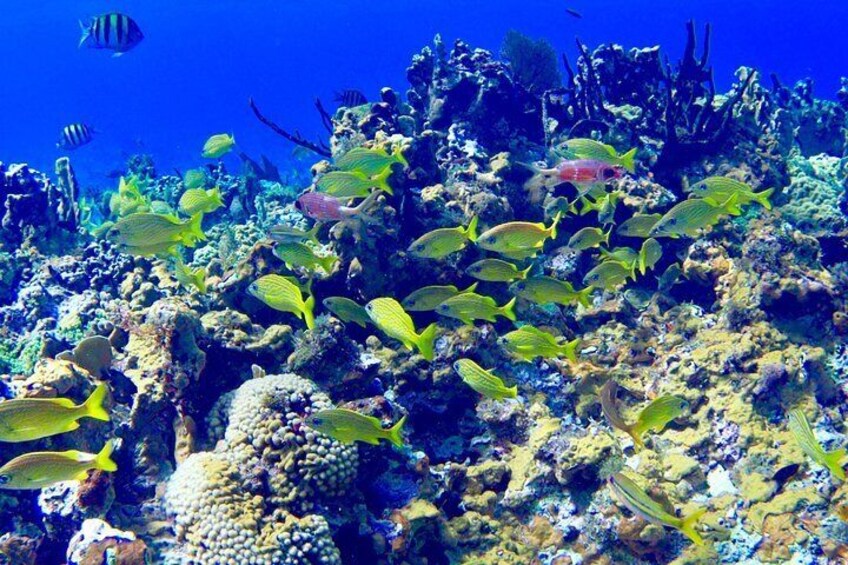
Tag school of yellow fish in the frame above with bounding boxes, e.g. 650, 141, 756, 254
12, 134, 844, 550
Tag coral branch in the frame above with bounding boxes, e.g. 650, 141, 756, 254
248, 97, 332, 158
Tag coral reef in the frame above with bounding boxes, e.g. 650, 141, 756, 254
2, 23, 848, 565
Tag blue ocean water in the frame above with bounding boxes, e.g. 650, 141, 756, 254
2, 1, 846, 187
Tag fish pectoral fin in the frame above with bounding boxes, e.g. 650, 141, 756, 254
74, 470, 90, 481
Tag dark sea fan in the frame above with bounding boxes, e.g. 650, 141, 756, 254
501, 29, 562, 94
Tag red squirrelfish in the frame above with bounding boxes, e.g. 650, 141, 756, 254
522, 159, 624, 199
295, 191, 379, 222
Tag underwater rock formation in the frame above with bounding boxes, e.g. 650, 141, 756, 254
166, 372, 356, 563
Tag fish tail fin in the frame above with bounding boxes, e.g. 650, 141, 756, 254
563, 338, 580, 363
194, 269, 208, 294
386, 415, 407, 448
321, 255, 338, 275
628, 428, 646, 450
500, 297, 517, 322
306, 222, 322, 244
352, 189, 381, 217
519, 162, 553, 198
94, 440, 118, 472
210, 186, 224, 208
575, 286, 593, 308
824, 448, 846, 480
578, 197, 594, 215
416, 323, 438, 361
82, 383, 110, 422
547, 211, 562, 240
182, 213, 205, 247
519, 265, 532, 280
755, 187, 774, 211
506, 385, 518, 398
374, 166, 394, 195
303, 294, 316, 330
78, 20, 90, 48
619, 147, 637, 173
679, 507, 707, 546
720, 194, 742, 216
464, 215, 479, 243
603, 228, 612, 246
462, 282, 479, 294
393, 146, 410, 169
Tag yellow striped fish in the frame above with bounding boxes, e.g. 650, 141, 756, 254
0, 441, 118, 490
609, 472, 706, 546
788, 409, 846, 481
0, 384, 109, 443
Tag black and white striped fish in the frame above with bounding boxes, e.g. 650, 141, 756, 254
57, 124, 94, 150
334, 89, 368, 108
79, 13, 144, 56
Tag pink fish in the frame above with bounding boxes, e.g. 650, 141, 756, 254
555, 159, 623, 184
522, 159, 624, 200
295, 191, 378, 222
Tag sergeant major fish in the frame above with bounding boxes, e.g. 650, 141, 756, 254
79, 13, 144, 56
57, 123, 95, 150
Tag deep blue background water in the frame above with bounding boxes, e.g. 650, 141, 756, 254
2, 1, 846, 189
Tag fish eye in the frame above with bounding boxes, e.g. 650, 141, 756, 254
310, 417, 323, 426
668, 218, 678, 225
0, 475, 8, 485
603, 169, 616, 179
294, 200, 303, 211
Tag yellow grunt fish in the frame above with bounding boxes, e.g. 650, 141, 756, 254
0, 440, 118, 490
0, 383, 109, 443
609, 472, 706, 546
305, 409, 406, 447
323, 297, 370, 328
788, 409, 846, 481
599, 381, 689, 449
453, 359, 517, 400
500, 326, 579, 362
107, 212, 205, 249
435, 293, 516, 325
248, 274, 316, 330
401, 283, 478, 312
202, 133, 235, 158
408, 216, 478, 259
365, 298, 438, 360
466, 259, 531, 282
179, 186, 224, 216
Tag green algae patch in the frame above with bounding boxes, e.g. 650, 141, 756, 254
506, 411, 560, 494
739, 472, 776, 504
747, 486, 825, 531
662, 452, 701, 482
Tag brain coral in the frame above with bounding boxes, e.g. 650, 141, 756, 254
165, 372, 358, 564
